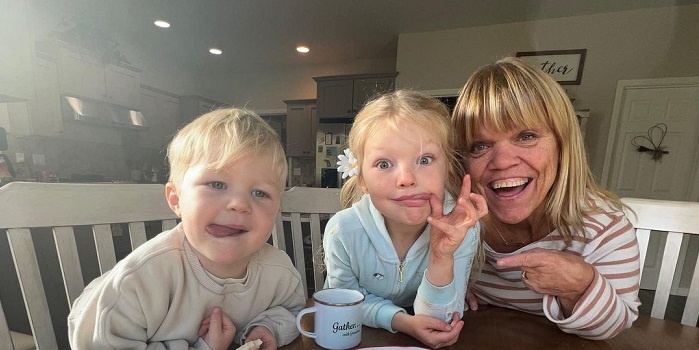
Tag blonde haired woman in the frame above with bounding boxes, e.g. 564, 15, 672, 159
452, 57, 640, 340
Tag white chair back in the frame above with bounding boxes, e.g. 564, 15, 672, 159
0, 182, 178, 350
273, 187, 342, 298
621, 197, 699, 326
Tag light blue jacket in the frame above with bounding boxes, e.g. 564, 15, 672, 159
323, 194, 480, 332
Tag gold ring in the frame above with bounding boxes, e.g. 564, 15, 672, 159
521, 271, 527, 280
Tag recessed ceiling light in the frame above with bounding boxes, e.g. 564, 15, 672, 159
154, 20, 171, 28
209, 48, 223, 55
296, 46, 310, 53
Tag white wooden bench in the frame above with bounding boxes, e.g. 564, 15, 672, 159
274, 187, 342, 297
0, 182, 178, 350
0, 182, 344, 349
621, 197, 699, 326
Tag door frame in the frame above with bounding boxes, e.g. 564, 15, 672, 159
601, 76, 699, 202
601, 76, 699, 294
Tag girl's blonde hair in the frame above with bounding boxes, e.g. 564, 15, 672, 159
167, 107, 287, 193
340, 89, 462, 208
452, 57, 623, 243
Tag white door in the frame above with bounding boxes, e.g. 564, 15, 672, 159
602, 77, 699, 294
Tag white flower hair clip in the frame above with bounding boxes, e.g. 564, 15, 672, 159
337, 148, 359, 179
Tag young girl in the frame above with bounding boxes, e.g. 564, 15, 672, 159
323, 90, 487, 348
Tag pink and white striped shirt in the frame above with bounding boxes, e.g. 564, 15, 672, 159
472, 204, 640, 340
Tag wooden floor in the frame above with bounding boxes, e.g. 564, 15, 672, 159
638, 289, 697, 326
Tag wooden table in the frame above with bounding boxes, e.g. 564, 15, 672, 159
284, 304, 699, 349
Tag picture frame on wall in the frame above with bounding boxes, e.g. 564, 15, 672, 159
516, 49, 587, 85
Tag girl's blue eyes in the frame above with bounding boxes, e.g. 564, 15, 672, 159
419, 156, 433, 165
375, 155, 434, 169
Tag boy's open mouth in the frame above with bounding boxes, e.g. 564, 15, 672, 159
490, 178, 530, 197
206, 224, 248, 238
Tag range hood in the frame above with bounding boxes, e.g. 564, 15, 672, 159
62, 95, 148, 128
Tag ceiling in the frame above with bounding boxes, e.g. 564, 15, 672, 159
36, 0, 695, 74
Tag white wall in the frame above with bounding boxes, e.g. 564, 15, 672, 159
396, 5, 699, 180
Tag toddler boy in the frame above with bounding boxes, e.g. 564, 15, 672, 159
68, 108, 305, 350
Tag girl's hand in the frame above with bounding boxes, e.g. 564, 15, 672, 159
425, 175, 487, 286
245, 326, 277, 350
497, 248, 595, 316
198, 307, 236, 350
428, 174, 488, 260
464, 290, 489, 311
394, 312, 463, 349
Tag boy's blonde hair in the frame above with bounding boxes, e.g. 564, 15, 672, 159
452, 57, 623, 242
167, 107, 287, 193
341, 90, 462, 208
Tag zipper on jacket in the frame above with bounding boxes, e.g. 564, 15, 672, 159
398, 261, 405, 283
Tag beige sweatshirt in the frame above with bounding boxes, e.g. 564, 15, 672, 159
68, 224, 306, 349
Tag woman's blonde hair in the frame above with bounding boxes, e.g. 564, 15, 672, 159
341, 90, 462, 208
452, 57, 623, 242
167, 107, 287, 193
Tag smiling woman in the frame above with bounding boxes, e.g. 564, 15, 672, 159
452, 57, 640, 340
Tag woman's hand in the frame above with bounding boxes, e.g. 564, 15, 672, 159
198, 307, 236, 350
426, 174, 487, 286
497, 248, 595, 316
393, 312, 463, 349
245, 326, 277, 350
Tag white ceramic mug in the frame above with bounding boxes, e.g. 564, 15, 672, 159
296, 288, 365, 350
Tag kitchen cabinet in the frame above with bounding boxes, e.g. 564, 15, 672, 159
140, 86, 180, 150
284, 99, 317, 157
0, 0, 34, 102
180, 95, 229, 126
56, 45, 142, 109
315, 79, 353, 120
314, 73, 397, 120
27, 58, 63, 136
104, 64, 142, 108
1, 58, 63, 137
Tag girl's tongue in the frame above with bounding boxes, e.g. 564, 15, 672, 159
207, 224, 246, 238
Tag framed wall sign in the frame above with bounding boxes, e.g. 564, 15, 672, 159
516, 49, 587, 85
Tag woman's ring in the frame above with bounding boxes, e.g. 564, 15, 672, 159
521, 271, 527, 280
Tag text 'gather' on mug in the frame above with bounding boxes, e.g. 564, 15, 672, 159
295, 288, 365, 350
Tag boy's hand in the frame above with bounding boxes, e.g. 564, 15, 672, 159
394, 312, 463, 349
427, 174, 488, 260
198, 307, 236, 350
245, 326, 277, 350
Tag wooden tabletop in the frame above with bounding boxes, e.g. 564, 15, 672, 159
283, 303, 699, 349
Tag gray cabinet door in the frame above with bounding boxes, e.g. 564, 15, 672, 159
317, 79, 353, 119
286, 103, 317, 157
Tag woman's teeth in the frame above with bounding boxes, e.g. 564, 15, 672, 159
491, 178, 529, 189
